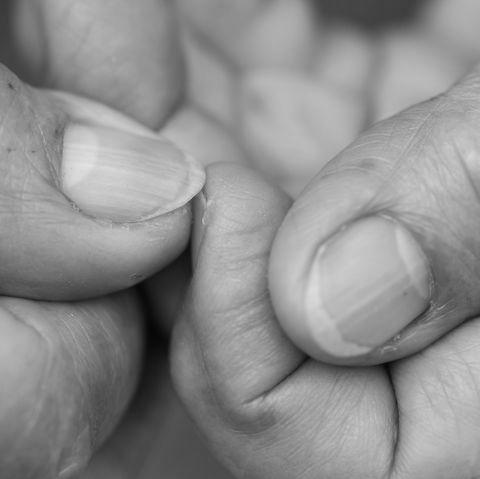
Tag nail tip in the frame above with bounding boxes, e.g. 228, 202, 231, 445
142, 151, 206, 218
61, 123, 206, 222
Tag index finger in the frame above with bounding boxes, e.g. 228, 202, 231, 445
10, 0, 183, 128
171, 163, 396, 478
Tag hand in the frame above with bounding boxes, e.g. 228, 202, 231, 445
174, 152, 480, 479
0, 1, 231, 477
172, 2, 480, 478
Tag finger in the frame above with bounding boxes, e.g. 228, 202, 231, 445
171, 163, 396, 478
0, 66, 204, 300
270, 62, 480, 364
177, 0, 319, 71
0, 291, 143, 478
82, 341, 233, 479
10, 0, 183, 128
145, 104, 247, 333
176, 163, 300, 400
390, 317, 480, 478
239, 70, 365, 197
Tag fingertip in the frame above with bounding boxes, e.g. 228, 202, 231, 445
270, 79, 480, 365
269, 165, 389, 364
0, 80, 199, 299
272, 214, 432, 364
192, 161, 291, 300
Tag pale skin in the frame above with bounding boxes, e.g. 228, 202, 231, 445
2, 1, 480, 479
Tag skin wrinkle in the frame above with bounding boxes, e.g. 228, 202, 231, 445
186, 176, 301, 438
443, 341, 480, 414
159, 14, 480, 477
31, 105, 64, 189
351, 105, 446, 216
204, 264, 302, 388
270, 76, 480, 479
192, 296, 283, 431
441, 156, 480, 258
0, 79, 64, 193
0, 86, 17, 140
391, 339, 480, 479
211, 251, 265, 275
58, 311, 120, 447
76, 304, 137, 461
443, 144, 480, 283
305, 96, 480, 365
0, 2, 203, 474
0, 304, 66, 476
383, 365, 400, 477
214, 206, 272, 233
230, 400, 313, 478
177, 163, 405, 477
281, 366, 391, 479
246, 356, 308, 406
261, 369, 390, 477
185, 300, 264, 437
0, 296, 141, 476
381, 297, 457, 354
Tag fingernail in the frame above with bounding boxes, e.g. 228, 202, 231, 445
305, 216, 432, 357
61, 123, 205, 222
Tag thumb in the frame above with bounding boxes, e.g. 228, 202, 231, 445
0, 65, 204, 300
270, 63, 480, 365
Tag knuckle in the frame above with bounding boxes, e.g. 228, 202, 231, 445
217, 392, 281, 437
172, 312, 281, 438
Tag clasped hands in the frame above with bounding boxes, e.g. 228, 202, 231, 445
2, 1, 480, 478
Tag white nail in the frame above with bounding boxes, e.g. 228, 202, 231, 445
62, 123, 205, 222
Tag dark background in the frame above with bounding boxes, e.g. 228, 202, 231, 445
319, 0, 425, 27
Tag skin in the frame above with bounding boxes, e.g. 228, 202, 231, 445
174, 162, 480, 479
0, 1, 220, 478
173, 1, 480, 478
2, 1, 480, 479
